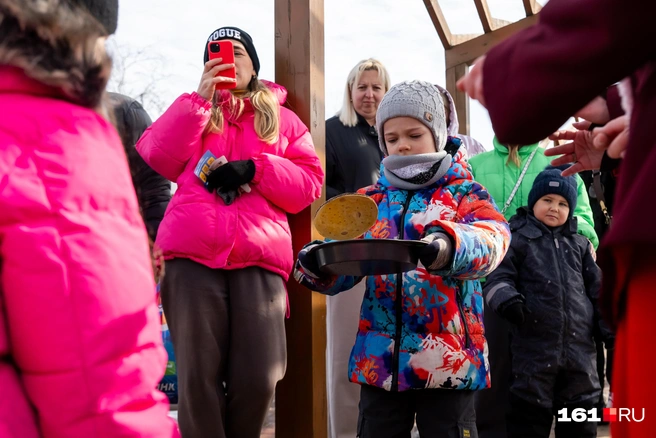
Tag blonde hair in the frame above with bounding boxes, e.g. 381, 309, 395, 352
506, 139, 550, 167
506, 144, 522, 167
337, 58, 391, 127
205, 78, 280, 144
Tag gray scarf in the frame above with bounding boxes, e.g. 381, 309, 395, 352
382, 152, 452, 190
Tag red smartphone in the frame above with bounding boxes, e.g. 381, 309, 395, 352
207, 40, 236, 89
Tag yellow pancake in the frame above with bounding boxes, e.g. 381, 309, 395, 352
314, 193, 378, 240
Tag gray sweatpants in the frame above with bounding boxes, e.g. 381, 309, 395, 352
161, 258, 287, 438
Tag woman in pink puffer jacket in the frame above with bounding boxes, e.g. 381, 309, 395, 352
136, 26, 323, 438
0, 1, 179, 437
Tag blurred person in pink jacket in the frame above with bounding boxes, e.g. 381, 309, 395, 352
136, 26, 323, 438
0, 1, 179, 437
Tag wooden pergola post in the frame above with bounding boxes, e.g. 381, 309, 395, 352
424, 0, 541, 137
274, 0, 327, 437
443, 14, 537, 136
445, 64, 470, 135
268, 1, 543, 436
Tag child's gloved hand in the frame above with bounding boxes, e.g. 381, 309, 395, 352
297, 242, 324, 279
206, 159, 256, 191
416, 232, 453, 271
502, 302, 530, 326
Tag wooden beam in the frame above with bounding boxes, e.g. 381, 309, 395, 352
522, 0, 543, 16
451, 33, 483, 46
473, 0, 493, 33
445, 13, 539, 68
446, 64, 470, 135
274, 0, 327, 437
423, 0, 454, 49
492, 17, 512, 29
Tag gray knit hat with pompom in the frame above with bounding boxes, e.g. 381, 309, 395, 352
376, 80, 447, 156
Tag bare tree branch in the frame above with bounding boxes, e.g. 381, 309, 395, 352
107, 41, 171, 116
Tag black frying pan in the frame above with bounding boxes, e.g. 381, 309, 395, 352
308, 239, 427, 276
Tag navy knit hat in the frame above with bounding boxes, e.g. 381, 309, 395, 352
203, 27, 260, 75
528, 165, 578, 216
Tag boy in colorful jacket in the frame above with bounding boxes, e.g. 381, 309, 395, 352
295, 80, 510, 438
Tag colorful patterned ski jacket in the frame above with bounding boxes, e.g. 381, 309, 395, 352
295, 147, 511, 392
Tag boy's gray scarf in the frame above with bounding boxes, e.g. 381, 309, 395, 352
382, 152, 452, 190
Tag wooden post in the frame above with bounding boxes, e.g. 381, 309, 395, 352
445, 14, 539, 69
274, 0, 327, 437
522, 0, 543, 16
422, 0, 454, 49
445, 63, 469, 136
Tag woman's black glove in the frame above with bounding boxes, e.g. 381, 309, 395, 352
502, 302, 530, 326
206, 159, 256, 191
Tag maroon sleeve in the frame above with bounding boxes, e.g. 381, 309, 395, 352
605, 84, 624, 120
483, 0, 656, 145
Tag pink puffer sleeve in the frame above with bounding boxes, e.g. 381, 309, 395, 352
137, 92, 212, 182
0, 335, 39, 438
251, 107, 323, 213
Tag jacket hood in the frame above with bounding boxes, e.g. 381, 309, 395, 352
0, 0, 112, 109
434, 84, 459, 136
434, 85, 488, 157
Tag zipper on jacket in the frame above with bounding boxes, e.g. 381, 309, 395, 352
457, 289, 472, 349
553, 233, 568, 362
391, 192, 413, 392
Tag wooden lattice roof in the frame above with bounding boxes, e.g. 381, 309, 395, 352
423, 0, 543, 67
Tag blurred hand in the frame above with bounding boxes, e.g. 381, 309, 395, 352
151, 241, 165, 283
457, 56, 486, 107
197, 58, 237, 101
575, 96, 610, 125
546, 121, 604, 176
592, 115, 630, 159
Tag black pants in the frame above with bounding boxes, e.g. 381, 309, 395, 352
507, 394, 597, 438
595, 339, 615, 407
357, 385, 477, 438
475, 303, 511, 438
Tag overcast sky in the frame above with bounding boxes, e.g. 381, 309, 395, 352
107, 0, 548, 150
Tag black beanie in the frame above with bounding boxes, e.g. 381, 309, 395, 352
72, 0, 119, 35
203, 27, 260, 75
528, 165, 578, 216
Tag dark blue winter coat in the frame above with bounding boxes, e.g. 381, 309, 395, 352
484, 207, 607, 408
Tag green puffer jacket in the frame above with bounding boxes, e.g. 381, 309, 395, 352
469, 137, 598, 248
